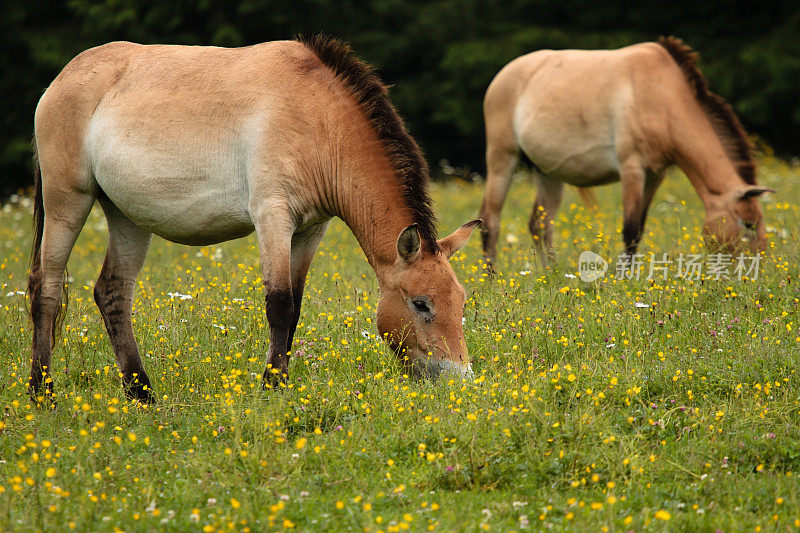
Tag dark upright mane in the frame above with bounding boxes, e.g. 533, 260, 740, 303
658, 36, 756, 184
296, 34, 439, 250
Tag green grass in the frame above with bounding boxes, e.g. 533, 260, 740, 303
1, 155, 799, 532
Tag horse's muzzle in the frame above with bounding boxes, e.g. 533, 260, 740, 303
413, 358, 474, 381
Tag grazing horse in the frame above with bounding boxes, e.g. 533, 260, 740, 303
28, 35, 480, 403
479, 36, 773, 263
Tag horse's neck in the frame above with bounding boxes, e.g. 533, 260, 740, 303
329, 155, 414, 277
672, 123, 743, 201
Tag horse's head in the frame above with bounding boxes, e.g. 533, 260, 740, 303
377, 220, 481, 381
703, 185, 773, 253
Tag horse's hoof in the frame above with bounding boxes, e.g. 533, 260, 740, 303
28, 387, 57, 409
124, 381, 156, 405
262, 367, 289, 390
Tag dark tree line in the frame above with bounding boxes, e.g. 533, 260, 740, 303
2, 0, 798, 197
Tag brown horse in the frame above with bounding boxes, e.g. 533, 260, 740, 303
28, 35, 480, 403
479, 36, 773, 263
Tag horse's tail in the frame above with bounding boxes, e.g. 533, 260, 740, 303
27, 140, 68, 346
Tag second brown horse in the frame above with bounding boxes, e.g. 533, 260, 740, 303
479, 36, 773, 263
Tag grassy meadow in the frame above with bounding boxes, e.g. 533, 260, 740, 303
1, 155, 799, 531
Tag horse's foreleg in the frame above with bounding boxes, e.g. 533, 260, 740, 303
620, 160, 646, 255
94, 200, 153, 403
620, 162, 663, 255
288, 222, 330, 351
478, 146, 518, 266
29, 191, 94, 403
640, 170, 667, 231
528, 174, 564, 264
254, 208, 295, 387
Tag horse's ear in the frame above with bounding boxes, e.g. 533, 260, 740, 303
739, 185, 775, 200
397, 224, 421, 263
438, 219, 482, 259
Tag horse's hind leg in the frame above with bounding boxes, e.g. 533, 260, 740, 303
528, 174, 564, 264
29, 189, 94, 402
478, 145, 518, 266
93, 199, 154, 403
576, 187, 599, 211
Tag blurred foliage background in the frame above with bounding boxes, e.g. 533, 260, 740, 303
2, 0, 798, 198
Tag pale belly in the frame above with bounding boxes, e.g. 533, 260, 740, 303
513, 81, 625, 186
525, 139, 621, 186
87, 113, 255, 245
516, 120, 621, 186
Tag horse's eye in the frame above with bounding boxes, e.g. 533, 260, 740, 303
741, 220, 756, 230
412, 299, 430, 314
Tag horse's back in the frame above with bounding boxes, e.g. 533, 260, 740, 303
36, 39, 312, 150
487, 43, 681, 183
489, 42, 675, 110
